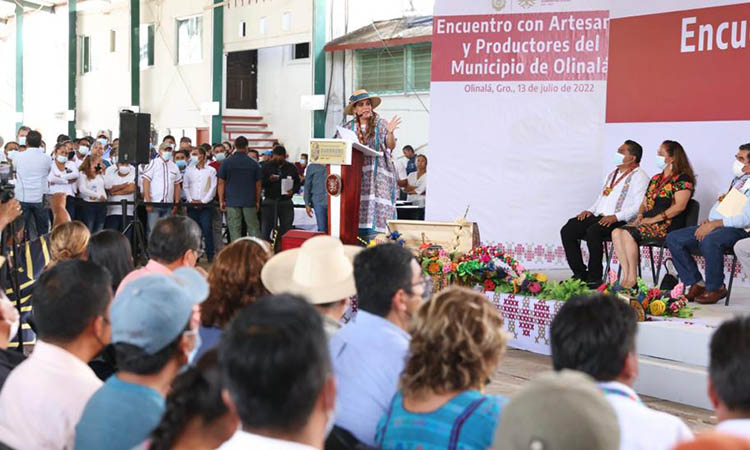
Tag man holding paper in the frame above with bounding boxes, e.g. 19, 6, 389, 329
666, 144, 750, 304
261, 146, 301, 247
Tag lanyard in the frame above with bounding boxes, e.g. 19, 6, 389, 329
601, 387, 642, 403
603, 168, 635, 196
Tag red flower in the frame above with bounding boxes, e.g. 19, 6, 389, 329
529, 282, 542, 294
484, 279, 496, 291
597, 283, 607, 292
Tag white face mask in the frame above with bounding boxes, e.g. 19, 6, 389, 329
17, 136, 26, 146
79, 146, 90, 156
118, 165, 131, 175
733, 159, 745, 178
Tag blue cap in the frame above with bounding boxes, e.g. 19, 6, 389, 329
111, 267, 209, 354
263, 150, 273, 156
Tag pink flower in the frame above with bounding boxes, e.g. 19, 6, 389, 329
529, 282, 542, 294
480, 254, 491, 263
517, 265, 526, 273
442, 262, 453, 274
670, 282, 684, 299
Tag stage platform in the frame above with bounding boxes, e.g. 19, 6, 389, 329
496, 269, 750, 410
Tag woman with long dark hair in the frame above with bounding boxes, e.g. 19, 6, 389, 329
612, 140, 695, 289
87, 230, 134, 293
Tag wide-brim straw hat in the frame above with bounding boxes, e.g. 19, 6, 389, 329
261, 236, 362, 305
344, 89, 382, 116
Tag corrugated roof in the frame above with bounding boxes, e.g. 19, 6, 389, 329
324, 16, 432, 52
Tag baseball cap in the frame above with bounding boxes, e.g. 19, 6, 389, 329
492, 370, 620, 450
111, 267, 209, 354
262, 150, 273, 156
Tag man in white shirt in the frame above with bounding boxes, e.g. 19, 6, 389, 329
550, 294, 694, 450
184, 147, 217, 261
561, 140, 650, 287
13, 130, 52, 238
142, 143, 182, 233
103, 162, 136, 232
219, 295, 335, 450
0, 260, 113, 450
708, 316, 750, 439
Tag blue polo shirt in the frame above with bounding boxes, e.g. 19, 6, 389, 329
217, 152, 263, 208
75, 375, 165, 450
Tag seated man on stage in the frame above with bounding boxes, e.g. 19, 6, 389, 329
666, 143, 750, 304
561, 140, 649, 287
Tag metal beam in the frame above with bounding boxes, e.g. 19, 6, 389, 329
312, 0, 326, 138
211, 0, 223, 143
1, 0, 54, 14
68, 0, 76, 137
130, 0, 139, 106
15, 3, 23, 132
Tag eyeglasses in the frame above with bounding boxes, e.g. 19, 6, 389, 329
411, 276, 433, 301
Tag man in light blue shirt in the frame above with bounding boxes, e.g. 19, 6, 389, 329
13, 130, 51, 237
666, 143, 750, 304
304, 163, 328, 233
329, 244, 429, 446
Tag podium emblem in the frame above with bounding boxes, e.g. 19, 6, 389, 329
326, 174, 343, 197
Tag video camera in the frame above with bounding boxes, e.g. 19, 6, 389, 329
0, 162, 14, 203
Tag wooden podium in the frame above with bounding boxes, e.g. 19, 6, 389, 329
309, 135, 381, 245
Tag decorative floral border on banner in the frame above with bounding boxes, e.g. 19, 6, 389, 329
495, 242, 748, 287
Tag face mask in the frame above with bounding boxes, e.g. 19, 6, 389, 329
118, 165, 131, 175
162, 151, 173, 161
299, 159, 307, 166
176, 159, 187, 169
655, 155, 667, 170
613, 152, 625, 165
215, 153, 226, 162
98, 138, 108, 147
111, 156, 119, 164
79, 146, 90, 156
7, 150, 17, 161
190, 155, 200, 165
56, 155, 68, 163
17, 136, 26, 146
733, 159, 745, 178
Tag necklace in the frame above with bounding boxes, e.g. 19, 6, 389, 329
603, 167, 636, 196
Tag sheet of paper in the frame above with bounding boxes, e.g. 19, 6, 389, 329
281, 176, 293, 194
336, 126, 358, 143
717, 188, 749, 217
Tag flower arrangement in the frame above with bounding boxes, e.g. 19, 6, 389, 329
451, 245, 549, 296
596, 271, 693, 319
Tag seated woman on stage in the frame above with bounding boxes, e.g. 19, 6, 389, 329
611, 140, 695, 289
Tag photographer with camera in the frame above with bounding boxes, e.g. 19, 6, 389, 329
13, 130, 51, 240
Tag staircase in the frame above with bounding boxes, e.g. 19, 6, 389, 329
222, 115, 279, 150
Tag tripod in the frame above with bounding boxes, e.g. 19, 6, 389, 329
121, 163, 149, 266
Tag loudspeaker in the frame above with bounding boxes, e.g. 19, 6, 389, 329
119, 112, 151, 164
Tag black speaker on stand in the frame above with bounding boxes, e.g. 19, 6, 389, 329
118, 111, 151, 265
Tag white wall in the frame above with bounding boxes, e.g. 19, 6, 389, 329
0, 18, 17, 143
224, 0, 312, 53
257, 45, 312, 159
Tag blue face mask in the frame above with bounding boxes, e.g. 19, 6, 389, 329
215, 153, 226, 162
190, 155, 200, 165
176, 159, 187, 169
614, 152, 625, 165
162, 151, 173, 161
56, 155, 68, 164
655, 155, 667, 170
98, 138, 108, 148
7, 150, 17, 161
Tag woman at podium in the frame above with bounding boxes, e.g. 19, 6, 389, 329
340, 89, 402, 241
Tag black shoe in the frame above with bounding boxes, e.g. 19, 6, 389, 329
586, 280, 603, 289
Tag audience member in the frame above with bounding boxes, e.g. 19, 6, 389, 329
708, 316, 750, 439
75, 268, 208, 450
492, 370, 620, 450
262, 236, 359, 338
209, 143, 226, 170
208, 143, 227, 255
561, 140, 648, 287
406, 154, 427, 213
0, 260, 113, 449
375, 287, 507, 449
179, 136, 192, 151
14, 130, 51, 238
103, 159, 136, 234
87, 230, 134, 293
175, 149, 189, 173
163, 135, 177, 148
150, 349, 237, 450
221, 141, 232, 154
0, 293, 23, 389
261, 145, 300, 245
117, 215, 202, 296
218, 136, 262, 242
304, 162, 328, 233
78, 152, 108, 233
74, 137, 90, 168
143, 142, 182, 232
612, 140, 695, 288
48, 142, 79, 220
667, 143, 750, 304
218, 294, 336, 449
329, 243, 428, 446
184, 145, 217, 262
2, 141, 18, 163
48, 220, 90, 266
16, 125, 30, 147
295, 152, 308, 181
197, 237, 271, 359
248, 148, 259, 161
550, 294, 693, 449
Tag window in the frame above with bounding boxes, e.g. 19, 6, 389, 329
292, 42, 310, 60
282, 12, 291, 31
81, 35, 91, 74
239, 20, 247, 37
140, 24, 154, 69
177, 15, 202, 65
259, 17, 267, 34
355, 43, 432, 94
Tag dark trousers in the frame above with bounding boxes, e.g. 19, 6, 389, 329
261, 198, 294, 245
104, 214, 134, 241
561, 215, 625, 282
187, 206, 214, 260
666, 225, 750, 292
20, 202, 49, 239
80, 201, 107, 233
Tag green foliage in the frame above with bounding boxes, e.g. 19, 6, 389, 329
539, 278, 592, 302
